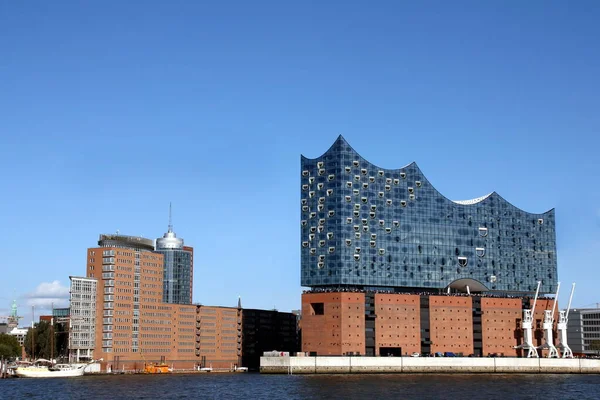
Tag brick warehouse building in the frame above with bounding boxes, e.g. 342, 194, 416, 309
74, 234, 298, 371
301, 292, 557, 357
300, 137, 559, 357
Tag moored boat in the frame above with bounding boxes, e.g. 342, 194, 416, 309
14, 359, 99, 378
143, 363, 171, 374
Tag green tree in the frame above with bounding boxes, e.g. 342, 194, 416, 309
24, 321, 57, 360
54, 322, 69, 360
0, 333, 21, 359
590, 340, 600, 356
23, 320, 70, 361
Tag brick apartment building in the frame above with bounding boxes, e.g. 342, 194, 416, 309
70, 234, 297, 371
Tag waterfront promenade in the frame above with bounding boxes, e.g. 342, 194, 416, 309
261, 356, 600, 374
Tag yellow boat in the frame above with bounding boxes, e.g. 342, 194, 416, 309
143, 363, 170, 374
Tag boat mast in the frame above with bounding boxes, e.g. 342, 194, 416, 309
51, 302, 54, 363
31, 305, 35, 360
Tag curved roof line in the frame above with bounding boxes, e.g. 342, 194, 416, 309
303, 135, 555, 215
301, 135, 415, 171
452, 192, 495, 205
301, 135, 343, 161
447, 278, 490, 292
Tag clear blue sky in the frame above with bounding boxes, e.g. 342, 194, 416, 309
1, 1, 599, 323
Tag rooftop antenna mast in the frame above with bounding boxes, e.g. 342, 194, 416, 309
557, 283, 576, 358
168, 202, 173, 233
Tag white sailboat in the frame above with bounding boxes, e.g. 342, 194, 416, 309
14, 359, 100, 378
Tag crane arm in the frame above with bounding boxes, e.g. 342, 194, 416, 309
551, 282, 561, 321
565, 283, 576, 320
531, 281, 541, 316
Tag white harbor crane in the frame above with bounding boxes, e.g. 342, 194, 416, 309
556, 283, 576, 358
538, 282, 560, 358
515, 280, 541, 358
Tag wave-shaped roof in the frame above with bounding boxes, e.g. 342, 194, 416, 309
302, 135, 553, 215
453, 193, 494, 205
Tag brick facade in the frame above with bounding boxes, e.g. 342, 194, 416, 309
374, 294, 420, 356
429, 296, 473, 356
301, 292, 365, 355
481, 297, 521, 356
302, 292, 560, 358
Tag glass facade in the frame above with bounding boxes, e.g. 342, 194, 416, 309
300, 136, 557, 294
155, 218, 194, 305
154, 248, 193, 304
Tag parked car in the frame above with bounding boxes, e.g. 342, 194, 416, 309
411, 352, 420, 357
444, 352, 456, 357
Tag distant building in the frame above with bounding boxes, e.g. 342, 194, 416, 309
154, 207, 194, 304
0, 323, 8, 334
53, 308, 70, 320
68, 276, 97, 363
241, 306, 299, 370
6, 300, 21, 331
567, 308, 600, 356
8, 327, 28, 347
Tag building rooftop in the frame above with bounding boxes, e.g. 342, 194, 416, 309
98, 234, 155, 251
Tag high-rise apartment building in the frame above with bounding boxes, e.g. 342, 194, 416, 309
85, 234, 239, 371
154, 208, 194, 304
90, 234, 170, 357
68, 276, 97, 363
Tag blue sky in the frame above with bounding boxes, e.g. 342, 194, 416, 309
1, 1, 599, 324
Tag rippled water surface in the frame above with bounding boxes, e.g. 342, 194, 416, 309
2, 373, 600, 400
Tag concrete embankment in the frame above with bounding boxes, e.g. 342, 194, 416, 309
260, 357, 600, 374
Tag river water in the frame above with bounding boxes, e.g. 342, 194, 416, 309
2, 373, 600, 399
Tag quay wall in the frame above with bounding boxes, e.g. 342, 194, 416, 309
260, 357, 600, 374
